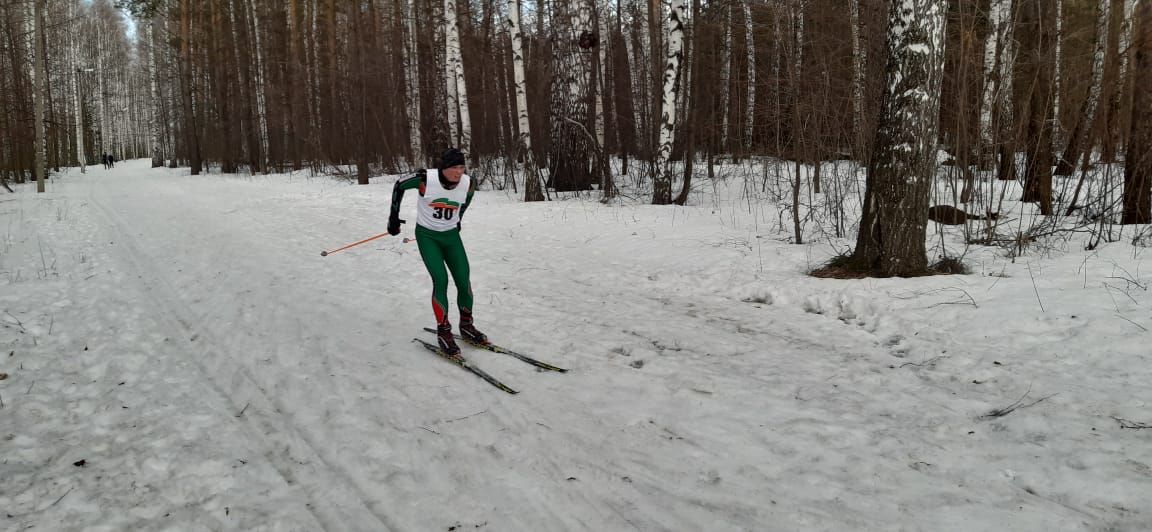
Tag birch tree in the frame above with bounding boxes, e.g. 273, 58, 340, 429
148, 17, 163, 167
847, 0, 948, 276
243, 0, 268, 172
743, 1, 755, 152
652, 0, 686, 204
719, 4, 731, 151
1052, 0, 1063, 145
1054, 0, 1109, 176
978, 0, 1009, 157
405, 0, 423, 164
995, 0, 1018, 181
849, 0, 866, 157
630, 0, 652, 160
548, 0, 595, 191
31, 0, 47, 192
71, 2, 87, 172
445, 0, 472, 154
506, 0, 544, 201
1104, 0, 1137, 162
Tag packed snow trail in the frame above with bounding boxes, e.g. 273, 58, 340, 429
1, 160, 1149, 531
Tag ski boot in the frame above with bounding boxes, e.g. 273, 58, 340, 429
459, 313, 488, 345
436, 322, 461, 355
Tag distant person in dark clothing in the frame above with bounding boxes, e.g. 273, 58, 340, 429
108, 154, 115, 168
102, 154, 109, 169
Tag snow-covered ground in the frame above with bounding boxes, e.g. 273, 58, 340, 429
1, 159, 1150, 531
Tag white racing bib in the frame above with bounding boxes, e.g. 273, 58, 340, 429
417, 169, 471, 232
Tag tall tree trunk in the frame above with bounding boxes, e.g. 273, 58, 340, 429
627, 0, 650, 160
979, 0, 1008, 160
674, 0, 702, 206
231, 0, 262, 174
148, 17, 163, 167
1121, 0, 1150, 224
790, 0, 807, 244
1052, 0, 1063, 147
32, 0, 47, 192
594, 1, 608, 157
445, 0, 471, 154
1020, 0, 1056, 215
548, 0, 595, 191
287, 0, 304, 170
428, 0, 451, 150
719, 4, 732, 152
507, 0, 545, 201
442, 0, 460, 145
996, 0, 1019, 181
849, 0, 867, 158
97, 32, 109, 160
743, 1, 756, 153
404, 0, 424, 165
849, 0, 948, 276
180, 0, 202, 174
652, 0, 686, 205
244, 0, 269, 172
1054, 0, 1109, 177
1103, 0, 1137, 163
72, 2, 87, 172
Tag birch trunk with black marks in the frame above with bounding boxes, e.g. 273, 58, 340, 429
849, 0, 866, 158
652, 0, 686, 204
445, 0, 471, 154
71, 2, 87, 172
506, 0, 544, 201
849, 0, 948, 276
148, 17, 163, 167
1103, 0, 1137, 163
31, 0, 47, 192
996, 0, 1018, 181
719, 4, 732, 151
743, 0, 756, 152
548, 0, 595, 191
403, 0, 423, 164
1052, 0, 1063, 146
978, 0, 1008, 158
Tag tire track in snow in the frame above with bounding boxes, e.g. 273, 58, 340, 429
86, 182, 400, 532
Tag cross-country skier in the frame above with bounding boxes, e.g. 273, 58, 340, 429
388, 148, 486, 355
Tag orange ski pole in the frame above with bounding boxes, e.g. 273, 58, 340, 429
320, 232, 391, 257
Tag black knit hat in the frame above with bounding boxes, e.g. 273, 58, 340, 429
439, 148, 466, 169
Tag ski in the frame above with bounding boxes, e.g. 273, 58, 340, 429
412, 338, 518, 394
423, 328, 568, 373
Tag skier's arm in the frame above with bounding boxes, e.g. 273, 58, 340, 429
459, 178, 477, 219
388, 172, 424, 234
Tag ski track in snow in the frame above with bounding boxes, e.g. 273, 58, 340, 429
85, 181, 399, 531
1, 160, 1149, 531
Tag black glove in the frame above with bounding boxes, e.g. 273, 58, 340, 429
388, 216, 406, 236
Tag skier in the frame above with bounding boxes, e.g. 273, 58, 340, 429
388, 148, 486, 355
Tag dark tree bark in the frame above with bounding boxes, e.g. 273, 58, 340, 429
1121, 1, 1150, 224
1019, 0, 1056, 215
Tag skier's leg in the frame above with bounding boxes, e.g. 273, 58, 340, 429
442, 230, 485, 343
415, 227, 451, 325
441, 230, 473, 315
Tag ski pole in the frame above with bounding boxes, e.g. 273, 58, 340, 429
320, 232, 390, 257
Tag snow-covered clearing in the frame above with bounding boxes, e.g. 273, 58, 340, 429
1, 159, 1149, 531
